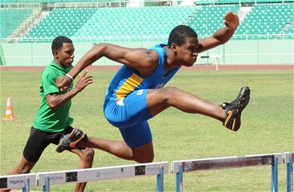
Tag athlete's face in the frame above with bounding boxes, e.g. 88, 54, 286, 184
54, 43, 75, 68
175, 37, 199, 67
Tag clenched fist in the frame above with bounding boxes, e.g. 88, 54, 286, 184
224, 11, 240, 31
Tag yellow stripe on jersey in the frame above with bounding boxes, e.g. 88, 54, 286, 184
116, 73, 143, 100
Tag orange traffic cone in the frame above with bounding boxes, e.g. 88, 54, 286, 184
2, 97, 16, 120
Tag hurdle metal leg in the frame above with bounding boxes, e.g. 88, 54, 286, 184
156, 166, 165, 192
42, 176, 50, 192
175, 163, 183, 192
286, 154, 293, 192
22, 177, 30, 192
271, 156, 279, 192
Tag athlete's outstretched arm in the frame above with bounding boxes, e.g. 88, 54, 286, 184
56, 44, 158, 90
197, 11, 239, 53
71, 44, 156, 78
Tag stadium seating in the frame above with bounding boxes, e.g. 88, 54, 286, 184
236, 3, 294, 40
22, 6, 198, 42
24, 8, 97, 41
1, 1, 293, 42
0, 8, 33, 39
74, 6, 197, 40
188, 4, 240, 36
195, 0, 294, 4
2, 0, 112, 3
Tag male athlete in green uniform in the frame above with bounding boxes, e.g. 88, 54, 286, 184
1, 36, 94, 192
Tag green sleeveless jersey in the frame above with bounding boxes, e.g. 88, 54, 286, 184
32, 61, 73, 132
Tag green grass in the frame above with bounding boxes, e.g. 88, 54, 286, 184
0, 69, 293, 191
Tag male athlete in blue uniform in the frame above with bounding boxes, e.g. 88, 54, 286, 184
56, 11, 250, 163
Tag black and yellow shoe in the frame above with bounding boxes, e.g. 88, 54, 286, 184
221, 87, 250, 131
56, 128, 87, 153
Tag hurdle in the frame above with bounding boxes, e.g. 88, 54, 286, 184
38, 161, 168, 192
0, 173, 36, 191
283, 152, 294, 192
171, 153, 283, 192
199, 54, 221, 70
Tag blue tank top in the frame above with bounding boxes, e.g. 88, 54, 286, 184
105, 43, 181, 101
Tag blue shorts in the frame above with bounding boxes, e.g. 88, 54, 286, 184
104, 89, 153, 147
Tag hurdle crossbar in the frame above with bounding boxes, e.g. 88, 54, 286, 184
38, 161, 168, 192
0, 173, 36, 191
171, 153, 283, 192
283, 152, 294, 192
199, 54, 221, 70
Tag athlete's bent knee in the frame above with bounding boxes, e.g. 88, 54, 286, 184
135, 154, 154, 163
162, 86, 182, 102
130, 142, 154, 163
163, 86, 181, 96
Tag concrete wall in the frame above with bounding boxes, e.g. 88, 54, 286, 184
0, 40, 293, 66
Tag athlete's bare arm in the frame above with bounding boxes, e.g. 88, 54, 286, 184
197, 11, 239, 53
70, 44, 158, 78
56, 44, 159, 91
50, 71, 93, 109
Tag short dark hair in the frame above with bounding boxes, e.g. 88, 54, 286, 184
51, 36, 72, 55
167, 25, 198, 47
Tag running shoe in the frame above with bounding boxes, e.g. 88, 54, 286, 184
56, 128, 87, 153
221, 86, 250, 131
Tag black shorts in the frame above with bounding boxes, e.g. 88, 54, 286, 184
23, 126, 74, 163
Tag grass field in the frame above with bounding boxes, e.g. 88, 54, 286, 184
0, 67, 293, 191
